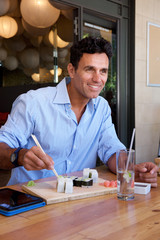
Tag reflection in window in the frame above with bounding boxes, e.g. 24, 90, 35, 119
0, 0, 74, 87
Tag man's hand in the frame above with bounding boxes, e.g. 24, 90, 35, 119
135, 162, 159, 187
22, 146, 54, 171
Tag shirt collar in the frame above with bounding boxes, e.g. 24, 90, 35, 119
88, 98, 97, 112
52, 77, 97, 111
52, 77, 71, 104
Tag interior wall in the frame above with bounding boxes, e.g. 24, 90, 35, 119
135, 0, 160, 163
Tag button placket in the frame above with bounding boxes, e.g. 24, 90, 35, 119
66, 159, 72, 173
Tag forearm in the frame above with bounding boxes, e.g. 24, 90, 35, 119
0, 142, 15, 169
107, 153, 116, 174
0, 142, 28, 169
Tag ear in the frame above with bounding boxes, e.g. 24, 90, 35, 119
67, 63, 75, 78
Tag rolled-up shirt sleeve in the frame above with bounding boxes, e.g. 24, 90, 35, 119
0, 93, 35, 148
97, 103, 126, 164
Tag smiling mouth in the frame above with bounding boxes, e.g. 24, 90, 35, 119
88, 84, 100, 90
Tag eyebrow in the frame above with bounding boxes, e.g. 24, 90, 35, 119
83, 65, 94, 69
83, 65, 108, 71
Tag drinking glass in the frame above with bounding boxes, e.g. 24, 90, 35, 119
116, 149, 135, 200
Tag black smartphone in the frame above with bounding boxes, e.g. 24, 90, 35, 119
0, 188, 45, 216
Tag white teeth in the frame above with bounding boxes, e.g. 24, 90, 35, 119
89, 85, 99, 89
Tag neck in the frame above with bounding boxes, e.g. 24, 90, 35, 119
67, 83, 89, 108
67, 83, 88, 123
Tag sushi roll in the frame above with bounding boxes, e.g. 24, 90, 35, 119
65, 178, 73, 194
57, 176, 65, 193
70, 176, 78, 180
73, 177, 93, 187
83, 168, 98, 183
89, 169, 98, 183
83, 168, 90, 178
81, 178, 93, 187
73, 177, 83, 187
65, 176, 78, 181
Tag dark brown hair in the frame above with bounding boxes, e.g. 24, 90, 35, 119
70, 36, 112, 70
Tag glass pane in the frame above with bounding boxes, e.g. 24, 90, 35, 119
83, 16, 117, 130
0, 1, 74, 87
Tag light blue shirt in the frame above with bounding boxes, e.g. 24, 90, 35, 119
0, 78, 125, 185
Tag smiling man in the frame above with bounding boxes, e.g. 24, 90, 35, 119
67, 52, 109, 123
0, 37, 158, 186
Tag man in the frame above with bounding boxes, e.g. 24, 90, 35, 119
0, 37, 158, 186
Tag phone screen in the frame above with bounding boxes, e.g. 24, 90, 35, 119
0, 188, 44, 211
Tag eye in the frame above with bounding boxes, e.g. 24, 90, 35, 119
100, 69, 108, 75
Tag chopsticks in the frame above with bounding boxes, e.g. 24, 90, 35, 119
31, 134, 59, 178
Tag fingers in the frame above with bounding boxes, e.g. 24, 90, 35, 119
137, 172, 157, 183
150, 182, 158, 188
135, 162, 159, 174
135, 162, 158, 188
135, 172, 158, 187
136, 176, 158, 187
150, 165, 159, 174
23, 146, 54, 171
141, 162, 159, 173
135, 164, 148, 173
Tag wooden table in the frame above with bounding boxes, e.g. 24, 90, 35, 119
0, 166, 160, 240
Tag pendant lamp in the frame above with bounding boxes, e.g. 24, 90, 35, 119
0, 16, 18, 38
20, 0, 60, 28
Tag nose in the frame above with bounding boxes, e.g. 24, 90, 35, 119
92, 71, 101, 82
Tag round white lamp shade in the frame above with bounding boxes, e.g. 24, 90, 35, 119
0, 47, 7, 61
57, 35, 69, 48
20, 0, 60, 28
4, 56, 18, 70
20, 48, 39, 69
0, 16, 18, 38
31, 73, 40, 82
48, 30, 69, 48
0, 0, 10, 16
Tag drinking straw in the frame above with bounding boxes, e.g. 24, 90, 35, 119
31, 134, 59, 178
125, 128, 136, 171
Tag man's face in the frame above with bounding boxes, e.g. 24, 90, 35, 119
68, 53, 109, 100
